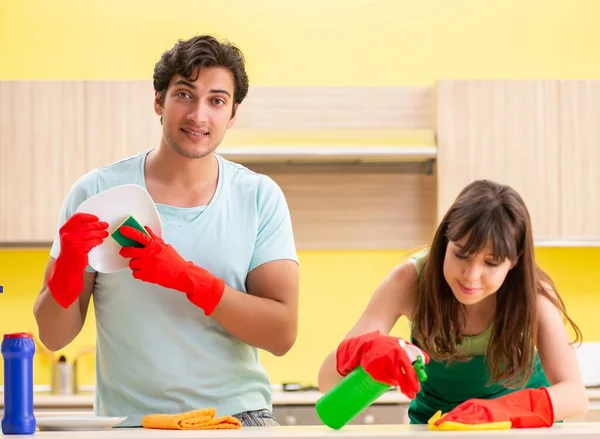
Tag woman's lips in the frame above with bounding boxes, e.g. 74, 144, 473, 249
457, 280, 481, 295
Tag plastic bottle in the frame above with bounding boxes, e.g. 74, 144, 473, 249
2, 333, 36, 435
52, 355, 73, 395
315, 340, 427, 430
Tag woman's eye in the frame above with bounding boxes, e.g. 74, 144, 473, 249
454, 252, 468, 260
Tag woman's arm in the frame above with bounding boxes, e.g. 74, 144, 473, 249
317, 260, 419, 392
536, 291, 589, 421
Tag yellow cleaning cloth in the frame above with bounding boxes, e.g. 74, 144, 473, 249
427, 410, 512, 431
142, 408, 241, 430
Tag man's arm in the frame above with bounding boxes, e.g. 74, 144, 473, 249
33, 256, 95, 351
210, 259, 299, 356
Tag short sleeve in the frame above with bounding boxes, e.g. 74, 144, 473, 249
249, 176, 298, 272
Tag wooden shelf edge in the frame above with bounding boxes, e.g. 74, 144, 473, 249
217, 145, 437, 163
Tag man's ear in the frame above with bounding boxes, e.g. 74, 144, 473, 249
154, 91, 163, 116
228, 104, 239, 128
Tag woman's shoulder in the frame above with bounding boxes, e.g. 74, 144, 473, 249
379, 254, 423, 321
408, 246, 430, 276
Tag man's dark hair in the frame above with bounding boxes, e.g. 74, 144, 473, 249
153, 35, 249, 117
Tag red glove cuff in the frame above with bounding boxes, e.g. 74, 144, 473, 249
185, 269, 226, 316
515, 387, 554, 428
47, 256, 87, 309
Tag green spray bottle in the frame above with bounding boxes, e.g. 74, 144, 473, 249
315, 340, 427, 430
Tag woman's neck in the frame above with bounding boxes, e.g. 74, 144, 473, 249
462, 294, 496, 336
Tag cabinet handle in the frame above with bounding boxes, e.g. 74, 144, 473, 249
363, 414, 375, 424
285, 415, 297, 425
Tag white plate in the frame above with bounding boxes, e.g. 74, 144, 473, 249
36, 416, 127, 431
75, 184, 162, 274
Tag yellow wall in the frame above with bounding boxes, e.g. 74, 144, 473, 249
1, 0, 599, 83
1, 248, 600, 387
1, 0, 600, 387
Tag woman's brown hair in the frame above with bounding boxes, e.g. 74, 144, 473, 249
411, 179, 581, 387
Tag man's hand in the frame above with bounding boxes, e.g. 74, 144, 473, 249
48, 213, 108, 308
118, 226, 225, 315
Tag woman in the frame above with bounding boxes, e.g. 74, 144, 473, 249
318, 179, 587, 427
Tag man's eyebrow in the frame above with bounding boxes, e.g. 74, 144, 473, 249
174, 79, 196, 89
209, 89, 231, 97
173, 81, 231, 98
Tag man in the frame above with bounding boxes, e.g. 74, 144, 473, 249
33, 35, 299, 427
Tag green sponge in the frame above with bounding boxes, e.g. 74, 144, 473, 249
110, 215, 149, 248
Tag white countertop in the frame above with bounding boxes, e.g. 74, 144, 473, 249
8, 423, 600, 438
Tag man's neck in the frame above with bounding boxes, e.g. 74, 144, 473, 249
146, 145, 218, 187
144, 145, 219, 208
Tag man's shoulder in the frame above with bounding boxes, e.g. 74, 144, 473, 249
217, 154, 281, 193
67, 152, 145, 200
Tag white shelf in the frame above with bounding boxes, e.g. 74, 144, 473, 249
534, 240, 600, 247
217, 145, 437, 163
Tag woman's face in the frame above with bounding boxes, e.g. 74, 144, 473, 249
443, 237, 515, 306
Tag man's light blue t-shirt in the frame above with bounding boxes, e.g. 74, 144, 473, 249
50, 150, 298, 426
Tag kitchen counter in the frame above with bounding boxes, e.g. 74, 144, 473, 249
4, 388, 600, 409
8, 423, 600, 438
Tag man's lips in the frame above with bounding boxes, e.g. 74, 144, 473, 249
181, 127, 209, 137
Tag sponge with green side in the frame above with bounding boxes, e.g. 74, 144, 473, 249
110, 215, 149, 248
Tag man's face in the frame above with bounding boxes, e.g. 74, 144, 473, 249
155, 66, 238, 159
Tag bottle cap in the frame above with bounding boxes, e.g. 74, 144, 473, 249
4, 333, 33, 339
414, 356, 428, 382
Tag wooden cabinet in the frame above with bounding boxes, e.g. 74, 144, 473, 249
2, 80, 598, 246
558, 81, 600, 242
436, 80, 600, 245
0, 81, 87, 242
0, 82, 436, 249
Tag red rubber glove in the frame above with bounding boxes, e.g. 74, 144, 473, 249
47, 213, 109, 308
336, 330, 429, 400
118, 226, 225, 316
434, 387, 554, 428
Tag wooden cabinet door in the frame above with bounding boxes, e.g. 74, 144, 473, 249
436, 80, 600, 245
436, 80, 562, 243
84, 81, 161, 170
0, 81, 87, 242
558, 81, 600, 242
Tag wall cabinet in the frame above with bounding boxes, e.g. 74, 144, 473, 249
436, 80, 600, 245
1, 80, 599, 246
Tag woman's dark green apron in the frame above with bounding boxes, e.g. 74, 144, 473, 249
407, 348, 550, 424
